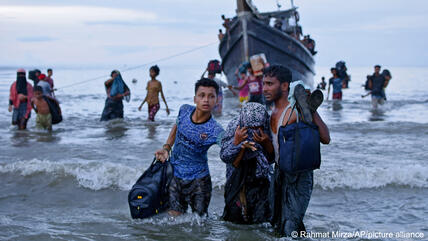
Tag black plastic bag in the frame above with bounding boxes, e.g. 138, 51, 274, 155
128, 158, 173, 219
43, 96, 62, 124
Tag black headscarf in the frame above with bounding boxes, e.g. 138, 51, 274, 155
16, 72, 28, 95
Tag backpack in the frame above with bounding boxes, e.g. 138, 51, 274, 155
128, 158, 173, 219
43, 96, 62, 124
278, 105, 321, 174
207, 60, 222, 74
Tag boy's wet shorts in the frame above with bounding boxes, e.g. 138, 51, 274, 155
168, 175, 212, 216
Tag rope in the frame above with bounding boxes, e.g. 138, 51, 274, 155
57, 41, 217, 90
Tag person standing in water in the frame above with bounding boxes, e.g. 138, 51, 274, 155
234, 66, 249, 104
155, 78, 224, 217
263, 65, 330, 237
327, 68, 344, 101
207, 71, 232, 116
36, 74, 54, 98
368, 65, 390, 109
220, 102, 273, 224
9, 69, 33, 130
31, 86, 53, 131
138, 65, 170, 121
100, 70, 130, 121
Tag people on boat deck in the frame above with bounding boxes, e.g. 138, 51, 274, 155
220, 102, 274, 224
221, 15, 231, 30
218, 29, 224, 41
100, 70, 130, 121
9, 68, 33, 130
302, 35, 317, 55
234, 66, 249, 103
36, 74, 54, 98
138, 65, 170, 121
317, 76, 326, 90
263, 65, 330, 237
154, 78, 224, 217
207, 71, 231, 116
31, 86, 53, 131
368, 65, 391, 109
327, 68, 344, 101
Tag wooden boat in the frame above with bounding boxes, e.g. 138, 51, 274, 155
219, 0, 315, 86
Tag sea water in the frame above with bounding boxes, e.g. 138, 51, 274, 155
0, 66, 427, 240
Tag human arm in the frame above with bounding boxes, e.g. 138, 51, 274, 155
31, 98, 38, 113
138, 84, 148, 111
253, 129, 274, 160
104, 78, 114, 87
159, 83, 170, 115
235, 77, 248, 90
154, 124, 177, 162
138, 98, 146, 111
312, 112, 330, 144
219, 125, 248, 164
383, 75, 391, 88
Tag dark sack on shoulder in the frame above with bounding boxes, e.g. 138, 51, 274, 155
128, 158, 173, 219
43, 96, 62, 124
207, 59, 222, 74
278, 105, 321, 174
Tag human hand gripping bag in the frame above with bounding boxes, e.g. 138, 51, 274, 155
128, 158, 173, 219
278, 105, 321, 174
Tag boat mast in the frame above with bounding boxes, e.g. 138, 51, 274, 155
237, 0, 251, 61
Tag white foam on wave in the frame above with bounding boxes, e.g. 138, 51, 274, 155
0, 159, 142, 191
315, 164, 428, 190
1, 159, 427, 191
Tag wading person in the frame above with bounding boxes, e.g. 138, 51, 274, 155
327, 68, 344, 101
220, 102, 273, 224
234, 66, 249, 104
240, 66, 264, 104
154, 78, 224, 216
263, 65, 330, 237
100, 70, 130, 121
138, 65, 170, 121
31, 86, 53, 131
368, 65, 389, 109
8, 69, 33, 130
207, 71, 232, 116
36, 73, 53, 98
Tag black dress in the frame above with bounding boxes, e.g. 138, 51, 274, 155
222, 157, 271, 224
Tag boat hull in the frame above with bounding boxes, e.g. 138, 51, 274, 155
219, 14, 315, 87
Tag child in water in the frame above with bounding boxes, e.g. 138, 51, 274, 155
138, 65, 170, 121
31, 86, 52, 131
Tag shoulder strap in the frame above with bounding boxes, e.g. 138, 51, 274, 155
282, 104, 297, 130
276, 104, 291, 134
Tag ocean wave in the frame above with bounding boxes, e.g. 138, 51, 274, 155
1, 160, 427, 191
315, 164, 428, 190
0, 159, 141, 191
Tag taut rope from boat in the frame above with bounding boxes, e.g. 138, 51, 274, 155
57, 41, 217, 90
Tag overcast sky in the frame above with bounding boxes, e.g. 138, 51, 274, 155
0, 0, 427, 68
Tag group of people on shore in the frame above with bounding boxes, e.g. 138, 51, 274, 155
154, 64, 330, 237
8, 68, 59, 131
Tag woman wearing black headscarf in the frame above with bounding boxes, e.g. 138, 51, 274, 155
9, 69, 33, 129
